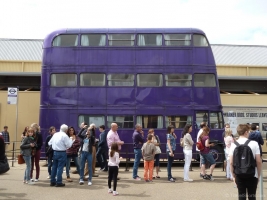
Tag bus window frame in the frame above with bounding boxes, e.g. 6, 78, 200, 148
50, 73, 78, 87
52, 34, 79, 47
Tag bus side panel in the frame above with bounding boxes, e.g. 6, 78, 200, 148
50, 48, 79, 66
193, 88, 219, 105
79, 88, 106, 106
107, 88, 135, 105
80, 49, 107, 65
193, 48, 215, 65
136, 88, 165, 105
164, 49, 191, 65
49, 88, 78, 105
108, 49, 135, 65
136, 50, 162, 65
162, 88, 192, 105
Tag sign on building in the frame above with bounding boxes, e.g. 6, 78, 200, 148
7, 87, 18, 104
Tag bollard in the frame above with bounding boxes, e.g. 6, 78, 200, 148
12, 142, 15, 167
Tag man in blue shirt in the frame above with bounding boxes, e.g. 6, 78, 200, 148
249, 124, 264, 157
96, 125, 108, 171
132, 124, 144, 180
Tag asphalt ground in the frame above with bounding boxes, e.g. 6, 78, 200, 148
1, 161, 267, 200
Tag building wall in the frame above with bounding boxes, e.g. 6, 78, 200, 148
0, 91, 40, 153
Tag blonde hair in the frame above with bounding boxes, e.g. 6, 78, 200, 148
224, 128, 232, 137
31, 123, 40, 132
148, 129, 154, 134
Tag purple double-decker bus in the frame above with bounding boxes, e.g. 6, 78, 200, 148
41, 28, 224, 162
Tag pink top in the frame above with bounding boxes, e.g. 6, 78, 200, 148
224, 136, 234, 149
107, 130, 122, 150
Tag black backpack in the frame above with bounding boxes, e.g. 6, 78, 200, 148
233, 140, 256, 178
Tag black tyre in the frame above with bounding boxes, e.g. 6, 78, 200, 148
209, 145, 224, 167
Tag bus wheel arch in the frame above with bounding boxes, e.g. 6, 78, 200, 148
209, 145, 224, 167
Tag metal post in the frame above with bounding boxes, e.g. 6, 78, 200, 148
259, 168, 263, 200
15, 86, 19, 159
12, 142, 15, 167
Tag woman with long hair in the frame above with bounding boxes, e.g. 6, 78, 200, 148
20, 127, 36, 184
199, 126, 216, 181
21, 126, 29, 141
66, 126, 80, 182
182, 124, 194, 181
148, 129, 161, 179
166, 125, 177, 182
108, 142, 120, 196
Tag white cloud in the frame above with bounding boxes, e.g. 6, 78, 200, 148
0, 0, 266, 45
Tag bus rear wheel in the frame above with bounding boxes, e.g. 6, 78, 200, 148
209, 145, 224, 167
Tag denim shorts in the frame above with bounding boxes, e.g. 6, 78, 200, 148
200, 153, 216, 165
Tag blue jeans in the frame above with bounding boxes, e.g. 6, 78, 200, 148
80, 151, 92, 181
47, 158, 53, 176
167, 152, 174, 180
66, 156, 80, 177
133, 148, 142, 178
51, 151, 67, 184
23, 156, 31, 181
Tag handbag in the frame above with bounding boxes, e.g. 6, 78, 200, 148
0, 156, 10, 174
196, 140, 205, 151
180, 138, 184, 147
18, 154, 25, 164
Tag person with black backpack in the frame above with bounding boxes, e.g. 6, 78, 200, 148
229, 124, 262, 200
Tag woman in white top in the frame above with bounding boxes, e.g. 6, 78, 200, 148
182, 124, 194, 181
108, 142, 120, 196
224, 128, 234, 180
148, 129, 161, 179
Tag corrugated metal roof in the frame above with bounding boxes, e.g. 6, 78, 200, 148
1, 38, 267, 66
0, 38, 43, 61
211, 44, 267, 66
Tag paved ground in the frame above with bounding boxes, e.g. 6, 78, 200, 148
1, 161, 267, 200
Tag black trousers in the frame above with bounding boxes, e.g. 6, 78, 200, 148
96, 147, 108, 170
235, 176, 258, 200
108, 166, 118, 191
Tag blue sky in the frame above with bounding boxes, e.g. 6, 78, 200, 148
0, 0, 266, 45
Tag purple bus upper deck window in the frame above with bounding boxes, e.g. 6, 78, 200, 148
52, 35, 78, 47
164, 34, 191, 46
107, 74, 134, 86
193, 35, 209, 47
80, 73, 105, 86
81, 34, 106, 46
194, 74, 216, 87
137, 34, 162, 46
108, 34, 135, 46
51, 74, 77, 87
137, 74, 163, 87
165, 74, 192, 86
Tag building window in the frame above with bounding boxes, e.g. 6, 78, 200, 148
136, 116, 163, 128
210, 112, 223, 129
194, 74, 216, 87
51, 74, 77, 87
81, 34, 106, 46
165, 74, 192, 86
193, 34, 209, 47
52, 35, 78, 47
107, 74, 134, 86
108, 34, 135, 46
164, 34, 191, 46
78, 115, 105, 128
137, 74, 163, 87
137, 34, 162, 46
166, 116, 192, 128
80, 73, 105, 86
107, 116, 134, 128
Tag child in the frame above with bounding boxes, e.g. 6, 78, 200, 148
108, 142, 120, 196
224, 128, 234, 180
141, 134, 156, 182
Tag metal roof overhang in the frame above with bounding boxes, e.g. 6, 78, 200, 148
0, 72, 41, 76
218, 76, 267, 81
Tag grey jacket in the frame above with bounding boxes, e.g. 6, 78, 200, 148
20, 137, 33, 156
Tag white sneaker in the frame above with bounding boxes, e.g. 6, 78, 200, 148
47, 175, 51, 179
27, 181, 35, 185
113, 191, 119, 196
108, 189, 113, 193
88, 182, 92, 186
79, 179, 84, 185
30, 179, 34, 182
34, 179, 39, 182
85, 175, 89, 178
184, 179, 193, 182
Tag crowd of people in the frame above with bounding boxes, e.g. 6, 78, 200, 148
3, 120, 263, 199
